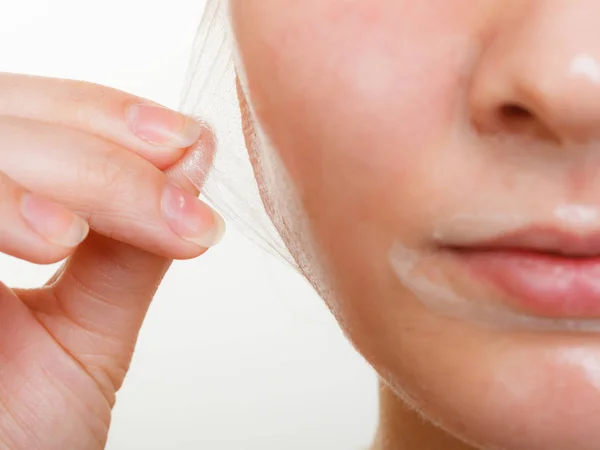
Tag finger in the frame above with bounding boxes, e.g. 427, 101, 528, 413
0, 171, 88, 264
0, 72, 205, 168
163, 123, 217, 194
17, 147, 219, 400
0, 117, 224, 260
19, 234, 174, 401
0, 282, 111, 449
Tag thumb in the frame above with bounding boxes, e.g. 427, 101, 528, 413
19, 136, 220, 400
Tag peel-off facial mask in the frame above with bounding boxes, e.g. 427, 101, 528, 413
179, 0, 297, 268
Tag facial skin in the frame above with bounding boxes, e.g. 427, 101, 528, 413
226, 1, 600, 449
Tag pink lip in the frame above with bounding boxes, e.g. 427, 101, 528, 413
447, 227, 600, 318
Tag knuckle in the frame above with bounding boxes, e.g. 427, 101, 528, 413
61, 79, 127, 106
61, 79, 104, 102
76, 146, 157, 217
76, 146, 122, 190
96, 149, 131, 192
60, 79, 139, 125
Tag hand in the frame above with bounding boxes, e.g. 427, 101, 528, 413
0, 73, 223, 449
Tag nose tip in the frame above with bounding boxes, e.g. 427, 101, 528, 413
471, 53, 600, 145
469, 4, 600, 145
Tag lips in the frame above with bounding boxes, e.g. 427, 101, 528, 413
445, 227, 600, 318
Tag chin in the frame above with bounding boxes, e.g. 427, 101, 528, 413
368, 289, 600, 450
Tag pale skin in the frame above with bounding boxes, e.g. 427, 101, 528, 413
0, 73, 223, 449
230, 1, 600, 449
7, 1, 600, 449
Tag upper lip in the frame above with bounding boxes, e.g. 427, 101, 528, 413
448, 227, 600, 257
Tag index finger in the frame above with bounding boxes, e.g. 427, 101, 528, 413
0, 73, 204, 169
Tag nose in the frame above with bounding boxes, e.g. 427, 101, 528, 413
470, 2, 600, 145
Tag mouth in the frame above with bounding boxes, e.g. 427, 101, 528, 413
442, 227, 600, 319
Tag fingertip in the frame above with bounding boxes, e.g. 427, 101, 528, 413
126, 103, 204, 148
21, 193, 89, 249
9, 240, 75, 266
161, 183, 226, 250
164, 124, 217, 193
29, 250, 73, 266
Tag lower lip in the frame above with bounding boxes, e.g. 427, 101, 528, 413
453, 249, 600, 318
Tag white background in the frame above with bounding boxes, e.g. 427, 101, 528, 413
0, 1, 378, 449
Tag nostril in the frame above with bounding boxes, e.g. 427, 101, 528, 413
499, 103, 534, 122
493, 102, 558, 142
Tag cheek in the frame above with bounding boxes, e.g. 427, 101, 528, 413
228, 5, 600, 449
232, 1, 482, 246
231, 1, 491, 334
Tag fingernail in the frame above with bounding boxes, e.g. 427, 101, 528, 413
21, 193, 89, 248
127, 103, 204, 148
161, 183, 225, 248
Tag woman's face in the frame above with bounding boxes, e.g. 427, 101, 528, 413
228, 1, 600, 448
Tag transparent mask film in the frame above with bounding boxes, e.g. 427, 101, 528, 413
180, 0, 600, 334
